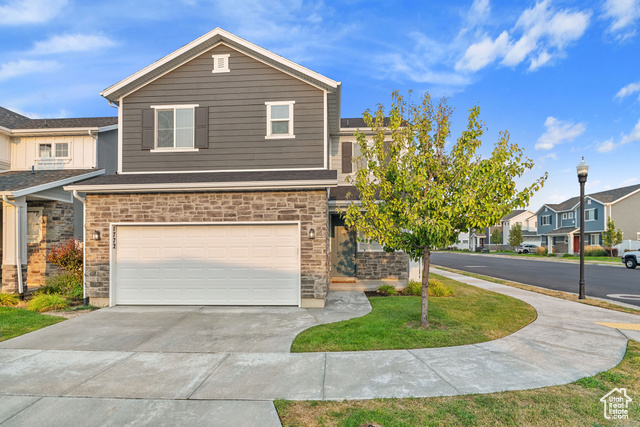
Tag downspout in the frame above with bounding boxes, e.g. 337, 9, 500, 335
73, 190, 88, 306
2, 195, 24, 299
89, 130, 98, 169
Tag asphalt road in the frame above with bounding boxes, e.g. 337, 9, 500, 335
430, 252, 640, 308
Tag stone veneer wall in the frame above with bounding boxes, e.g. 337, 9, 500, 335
84, 191, 328, 302
356, 251, 409, 280
1, 201, 73, 293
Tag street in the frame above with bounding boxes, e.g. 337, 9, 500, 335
431, 252, 640, 308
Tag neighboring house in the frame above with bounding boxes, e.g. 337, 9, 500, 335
0, 107, 117, 294
450, 231, 470, 250
500, 209, 539, 246
536, 184, 640, 253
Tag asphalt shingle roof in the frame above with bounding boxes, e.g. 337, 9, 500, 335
545, 183, 640, 211
0, 106, 117, 130
0, 169, 100, 193
545, 227, 579, 236
70, 169, 337, 187
501, 209, 528, 221
340, 117, 391, 128
0, 107, 30, 129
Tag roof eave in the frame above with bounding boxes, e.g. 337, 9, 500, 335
4, 170, 105, 198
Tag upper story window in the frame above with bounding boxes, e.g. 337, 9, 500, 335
150, 105, 197, 150
562, 213, 567, 220
38, 142, 69, 159
584, 208, 597, 221
265, 101, 295, 139
212, 54, 230, 73
541, 215, 551, 226
568, 212, 574, 219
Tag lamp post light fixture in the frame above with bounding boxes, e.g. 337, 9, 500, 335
577, 157, 589, 300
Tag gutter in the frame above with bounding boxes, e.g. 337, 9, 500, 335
72, 190, 89, 306
2, 196, 24, 299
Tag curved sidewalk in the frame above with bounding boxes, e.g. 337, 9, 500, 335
1, 267, 639, 416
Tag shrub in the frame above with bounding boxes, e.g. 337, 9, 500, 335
377, 284, 398, 296
584, 245, 606, 257
535, 246, 547, 256
0, 292, 19, 307
27, 294, 69, 313
47, 239, 83, 281
563, 253, 573, 258
605, 248, 618, 257
35, 273, 82, 300
428, 279, 454, 297
403, 280, 422, 296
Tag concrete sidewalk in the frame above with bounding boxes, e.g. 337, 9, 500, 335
1, 267, 639, 426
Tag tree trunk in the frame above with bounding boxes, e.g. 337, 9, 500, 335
421, 248, 431, 327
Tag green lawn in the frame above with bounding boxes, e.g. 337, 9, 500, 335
0, 307, 65, 342
291, 273, 536, 352
276, 340, 640, 426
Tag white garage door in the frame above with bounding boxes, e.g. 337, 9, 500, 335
113, 223, 300, 306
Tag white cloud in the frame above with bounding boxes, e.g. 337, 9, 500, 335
597, 138, 617, 152
455, 31, 509, 72
0, 59, 58, 81
622, 177, 639, 185
30, 33, 116, 55
621, 118, 640, 144
614, 81, 640, 99
0, 0, 67, 25
535, 116, 586, 150
457, 0, 591, 72
603, 0, 640, 41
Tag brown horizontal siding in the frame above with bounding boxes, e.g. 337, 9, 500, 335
122, 44, 325, 172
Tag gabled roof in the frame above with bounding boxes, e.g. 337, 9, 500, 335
538, 183, 640, 214
543, 227, 579, 236
340, 117, 391, 129
0, 107, 30, 129
101, 27, 340, 101
0, 169, 105, 197
501, 209, 531, 222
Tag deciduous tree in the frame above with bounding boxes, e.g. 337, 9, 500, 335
491, 229, 502, 245
603, 217, 623, 257
508, 224, 524, 248
345, 91, 546, 327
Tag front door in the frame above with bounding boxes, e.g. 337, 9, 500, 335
330, 216, 356, 278
573, 235, 580, 254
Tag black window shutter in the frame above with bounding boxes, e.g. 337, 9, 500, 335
342, 141, 352, 173
194, 107, 209, 149
594, 208, 598, 220
141, 109, 154, 150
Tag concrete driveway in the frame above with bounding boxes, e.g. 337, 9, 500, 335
0, 292, 372, 353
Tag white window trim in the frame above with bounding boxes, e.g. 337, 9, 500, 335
541, 215, 551, 226
569, 212, 574, 219
37, 142, 71, 160
562, 213, 567, 220
150, 104, 198, 150
212, 54, 230, 73
265, 101, 295, 139
590, 234, 599, 245
585, 208, 596, 221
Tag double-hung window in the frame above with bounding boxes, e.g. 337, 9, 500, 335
541, 215, 551, 226
151, 105, 197, 150
38, 142, 69, 159
265, 101, 295, 139
584, 208, 596, 221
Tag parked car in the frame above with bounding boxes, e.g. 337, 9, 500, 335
622, 250, 639, 269
518, 243, 538, 254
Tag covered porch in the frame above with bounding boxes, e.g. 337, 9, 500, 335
541, 227, 579, 254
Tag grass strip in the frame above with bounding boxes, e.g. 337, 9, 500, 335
291, 273, 536, 352
0, 306, 65, 342
276, 340, 640, 426
434, 265, 640, 316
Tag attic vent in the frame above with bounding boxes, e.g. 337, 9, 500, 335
212, 54, 230, 73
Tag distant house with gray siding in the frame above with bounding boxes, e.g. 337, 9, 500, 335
535, 184, 640, 253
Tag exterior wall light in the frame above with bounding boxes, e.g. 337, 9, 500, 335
308, 228, 316, 239
93, 230, 101, 240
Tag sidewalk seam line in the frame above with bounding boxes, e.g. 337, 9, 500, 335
0, 395, 44, 425
59, 351, 136, 396
407, 349, 462, 395
186, 352, 231, 400
321, 353, 327, 400
130, 307, 204, 352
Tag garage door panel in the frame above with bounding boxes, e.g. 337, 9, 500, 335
114, 224, 299, 306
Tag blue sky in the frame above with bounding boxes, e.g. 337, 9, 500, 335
1, 0, 639, 212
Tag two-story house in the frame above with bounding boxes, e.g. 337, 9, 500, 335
500, 209, 539, 246
65, 28, 411, 309
0, 107, 117, 295
536, 183, 640, 253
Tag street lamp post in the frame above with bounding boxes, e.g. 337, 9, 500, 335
577, 157, 589, 300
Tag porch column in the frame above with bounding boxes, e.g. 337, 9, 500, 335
568, 233, 574, 254
547, 236, 552, 254
2, 196, 26, 294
